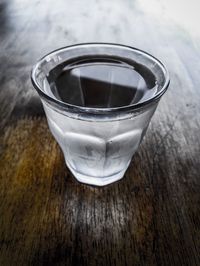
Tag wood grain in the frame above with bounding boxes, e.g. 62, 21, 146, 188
0, 0, 200, 265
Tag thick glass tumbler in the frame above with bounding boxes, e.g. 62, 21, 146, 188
31, 43, 169, 186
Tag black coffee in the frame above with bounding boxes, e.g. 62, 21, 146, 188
48, 57, 157, 108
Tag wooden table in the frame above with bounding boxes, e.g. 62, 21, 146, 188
0, 0, 199, 265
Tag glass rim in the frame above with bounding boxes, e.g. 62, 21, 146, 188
31, 42, 170, 114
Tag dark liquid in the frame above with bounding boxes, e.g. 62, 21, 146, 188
48, 57, 157, 108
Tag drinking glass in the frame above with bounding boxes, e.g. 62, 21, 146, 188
31, 43, 169, 186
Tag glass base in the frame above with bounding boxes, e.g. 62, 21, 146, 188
67, 164, 127, 186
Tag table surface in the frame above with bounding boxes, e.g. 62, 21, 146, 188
0, 0, 200, 265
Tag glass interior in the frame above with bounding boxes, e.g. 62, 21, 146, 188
32, 43, 169, 113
